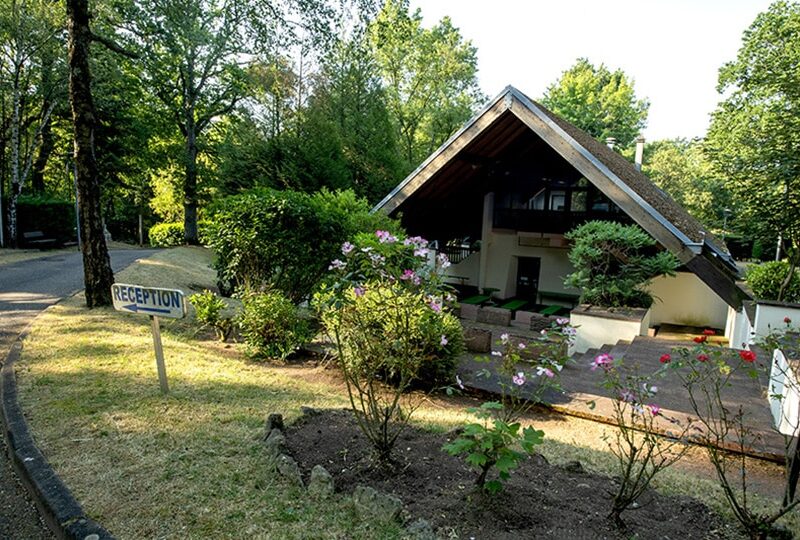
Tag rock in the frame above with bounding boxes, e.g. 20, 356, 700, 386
276, 454, 303, 486
300, 406, 320, 418
530, 313, 557, 332
459, 303, 479, 321
307, 465, 334, 498
353, 485, 402, 522
463, 327, 492, 353
404, 518, 435, 540
476, 306, 512, 326
264, 428, 285, 458
563, 460, 584, 474
266, 413, 284, 432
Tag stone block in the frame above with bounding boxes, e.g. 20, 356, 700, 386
353, 485, 402, 522
459, 303, 479, 321
476, 306, 511, 326
463, 327, 492, 352
308, 465, 334, 499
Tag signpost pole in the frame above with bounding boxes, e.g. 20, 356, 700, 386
149, 315, 169, 394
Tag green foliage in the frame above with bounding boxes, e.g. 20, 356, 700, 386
188, 290, 232, 341
316, 231, 461, 461
642, 139, 732, 232
368, 0, 484, 169
746, 261, 800, 303
706, 1, 800, 280
238, 290, 311, 360
443, 402, 544, 494
14, 195, 76, 246
541, 58, 649, 148
564, 221, 678, 308
207, 188, 398, 301
148, 221, 211, 247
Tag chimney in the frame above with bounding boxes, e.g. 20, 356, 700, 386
605, 137, 617, 150
634, 137, 645, 171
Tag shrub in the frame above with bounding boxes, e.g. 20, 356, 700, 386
746, 260, 800, 303
148, 221, 212, 247
238, 290, 311, 360
15, 194, 76, 245
564, 221, 678, 308
443, 324, 572, 493
316, 231, 462, 462
188, 290, 232, 341
206, 188, 401, 301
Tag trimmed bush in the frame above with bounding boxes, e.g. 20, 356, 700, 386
15, 195, 76, 246
188, 290, 232, 341
746, 260, 800, 303
148, 221, 212, 247
238, 290, 311, 360
564, 221, 678, 308
206, 188, 401, 301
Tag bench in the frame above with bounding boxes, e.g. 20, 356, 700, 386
22, 231, 59, 249
538, 290, 580, 308
539, 305, 562, 316
500, 299, 528, 311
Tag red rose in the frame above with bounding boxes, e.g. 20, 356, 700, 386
693, 336, 707, 344
702, 329, 716, 336
739, 350, 756, 363
659, 353, 671, 364
697, 353, 709, 362
785, 317, 793, 324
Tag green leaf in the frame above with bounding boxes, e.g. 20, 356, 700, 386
466, 452, 488, 467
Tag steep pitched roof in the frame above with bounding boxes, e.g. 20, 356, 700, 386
374, 86, 749, 308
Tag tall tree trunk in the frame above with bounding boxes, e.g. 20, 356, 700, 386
183, 115, 199, 244
67, 0, 114, 308
9, 51, 22, 247
30, 112, 53, 193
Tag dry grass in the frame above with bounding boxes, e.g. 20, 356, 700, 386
14, 246, 800, 538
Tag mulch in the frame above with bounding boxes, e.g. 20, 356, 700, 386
285, 408, 741, 539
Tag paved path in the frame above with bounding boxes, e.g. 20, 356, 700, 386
0, 248, 155, 538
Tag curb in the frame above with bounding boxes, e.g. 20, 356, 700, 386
1, 329, 115, 540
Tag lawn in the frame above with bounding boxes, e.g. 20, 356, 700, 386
15, 247, 798, 538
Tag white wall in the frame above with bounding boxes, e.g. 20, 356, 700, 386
481, 229, 576, 299
725, 306, 753, 350
570, 308, 651, 354
754, 303, 800, 338
770, 348, 800, 436
647, 272, 729, 329
443, 251, 480, 286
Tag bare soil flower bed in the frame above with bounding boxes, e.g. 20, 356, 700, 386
286, 409, 734, 539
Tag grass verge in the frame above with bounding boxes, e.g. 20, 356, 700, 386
15, 246, 799, 538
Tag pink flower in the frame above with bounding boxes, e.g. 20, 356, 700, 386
437, 253, 451, 268
353, 286, 365, 297
536, 367, 554, 378
649, 404, 661, 416
739, 350, 756, 363
341, 241, 354, 254
591, 353, 613, 370
512, 372, 526, 386
440, 335, 448, 346
518, 342, 526, 350
329, 259, 346, 270
375, 230, 397, 243
414, 247, 429, 258
619, 389, 634, 403
428, 299, 442, 312
696, 353, 709, 362
400, 269, 415, 281
659, 353, 671, 364
556, 318, 570, 325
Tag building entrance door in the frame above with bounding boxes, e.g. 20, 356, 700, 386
516, 257, 541, 301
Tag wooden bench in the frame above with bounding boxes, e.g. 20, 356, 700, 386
539, 305, 562, 316
461, 295, 490, 305
500, 299, 528, 311
22, 231, 59, 249
538, 290, 580, 308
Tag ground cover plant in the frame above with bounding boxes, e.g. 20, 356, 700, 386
238, 289, 311, 360
13, 246, 800, 538
188, 289, 232, 341
316, 231, 463, 463
564, 220, 678, 308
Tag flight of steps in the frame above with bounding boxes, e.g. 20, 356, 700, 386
570, 339, 632, 369
569, 335, 695, 369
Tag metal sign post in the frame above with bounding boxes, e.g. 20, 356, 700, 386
111, 283, 187, 394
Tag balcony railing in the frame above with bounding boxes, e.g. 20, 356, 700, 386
493, 208, 629, 233
439, 243, 480, 265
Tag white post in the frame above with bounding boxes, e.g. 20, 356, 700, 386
150, 315, 169, 394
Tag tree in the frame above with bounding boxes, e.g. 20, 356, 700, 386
642, 139, 732, 231
123, 0, 333, 244
368, 0, 483, 170
705, 1, 800, 301
0, 0, 63, 246
541, 58, 649, 149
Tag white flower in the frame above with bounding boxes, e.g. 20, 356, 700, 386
500, 333, 509, 344
491, 350, 502, 357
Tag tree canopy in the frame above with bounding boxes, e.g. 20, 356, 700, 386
541, 58, 649, 149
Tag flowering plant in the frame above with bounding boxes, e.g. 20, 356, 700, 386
668, 340, 800, 538
590, 353, 690, 526
443, 321, 573, 492
316, 231, 463, 463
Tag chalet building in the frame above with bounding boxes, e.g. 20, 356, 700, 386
374, 86, 751, 344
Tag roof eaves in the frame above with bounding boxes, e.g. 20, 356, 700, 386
371, 85, 517, 214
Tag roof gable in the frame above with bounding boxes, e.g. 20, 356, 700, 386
374, 86, 748, 309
